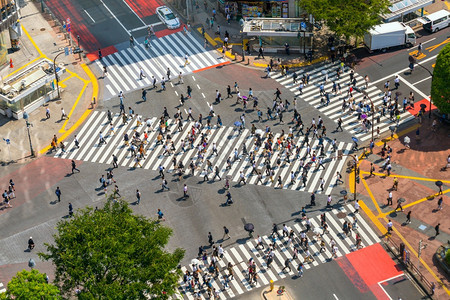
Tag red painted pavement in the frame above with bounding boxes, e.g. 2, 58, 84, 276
337, 243, 403, 299
193, 61, 231, 73
124, 0, 164, 18
155, 26, 185, 38
45, 0, 101, 53
0, 157, 82, 215
406, 98, 437, 116
86, 45, 118, 62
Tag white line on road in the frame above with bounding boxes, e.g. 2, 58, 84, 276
333, 294, 339, 300
174, 91, 178, 96
197, 84, 201, 89
121, 0, 146, 25
192, 76, 196, 81
370, 54, 438, 86
397, 75, 429, 100
129, 22, 163, 32
84, 9, 95, 23
100, 0, 129, 34
409, 38, 436, 50
202, 92, 206, 98
412, 76, 432, 85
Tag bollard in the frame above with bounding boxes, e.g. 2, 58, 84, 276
269, 280, 274, 291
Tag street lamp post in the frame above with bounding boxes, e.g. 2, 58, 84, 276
26, 120, 35, 157
53, 51, 65, 99
23, 111, 35, 158
362, 90, 375, 142
414, 62, 434, 118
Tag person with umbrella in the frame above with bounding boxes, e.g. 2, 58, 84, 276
395, 198, 405, 212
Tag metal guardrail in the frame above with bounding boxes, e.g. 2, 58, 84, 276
383, 237, 435, 298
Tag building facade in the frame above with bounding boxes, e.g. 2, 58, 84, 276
0, 0, 19, 66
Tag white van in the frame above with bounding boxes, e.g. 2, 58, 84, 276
419, 10, 450, 32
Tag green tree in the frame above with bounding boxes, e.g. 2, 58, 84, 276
300, 0, 390, 41
431, 43, 450, 114
0, 269, 61, 300
39, 198, 184, 299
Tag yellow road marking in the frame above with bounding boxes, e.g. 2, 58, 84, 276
65, 69, 89, 83
197, 29, 217, 47
40, 63, 99, 154
360, 171, 450, 184
375, 123, 420, 146
59, 74, 75, 83
408, 49, 426, 60
21, 24, 45, 57
359, 200, 386, 234
379, 189, 450, 218
59, 82, 88, 133
426, 37, 450, 52
361, 177, 383, 215
359, 154, 450, 296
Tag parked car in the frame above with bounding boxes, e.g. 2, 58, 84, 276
418, 9, 450, 33
156, 6, 180, 29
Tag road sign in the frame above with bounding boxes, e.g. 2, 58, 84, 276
66, 17, 71, 24
300, 22, 306, 31
3, 138, 10, 144
67, 23, 71, 32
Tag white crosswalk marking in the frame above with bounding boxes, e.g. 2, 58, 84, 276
272, 61, 416, 142
177, 205, 380, 298
97, 32, 223, 99
54, 111, 352, 193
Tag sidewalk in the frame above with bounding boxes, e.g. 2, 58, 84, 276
354, 116, 450, 299
0, 1, 98, 165
181, 0, 329, 70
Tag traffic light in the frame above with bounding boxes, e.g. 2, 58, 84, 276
73, 47, 83, 54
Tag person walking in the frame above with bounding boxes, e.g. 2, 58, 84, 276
406, 211, 411, 224
437, 197, 443, 210
55, 187, 61, 202
68, 202, 73, 217
434, 223, 440, 236
387, 220, 393, 234
112, 154, 118, 168
387, 191, 393, 206
136, 189, 141, 205
208, 232, 214, 246
60, 108, 67, 120
223, 226, 230, 240
183, 184, 188, 198
71, 160, 80, 173
141, 89, 147, 102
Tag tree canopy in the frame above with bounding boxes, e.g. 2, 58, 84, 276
38, 198, 184, 299
431, 43, 450, 114
300, 0, 390, 40
0, 269, 61, 300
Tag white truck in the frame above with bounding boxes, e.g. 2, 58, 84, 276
363, 22, 416, 52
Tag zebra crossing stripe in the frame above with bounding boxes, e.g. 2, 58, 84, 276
54, 112, 351, 193
178, 204, 380, 299
273, 61, 414, 142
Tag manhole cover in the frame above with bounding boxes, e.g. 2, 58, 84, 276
56, 100, 62, 104
72, 62, 78, 65
336, 212, 347, 219
40, 28, 46, 31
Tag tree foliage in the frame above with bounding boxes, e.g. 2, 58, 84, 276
300, 0, 390, 40
38, 198, 185, 299
0, 269, 61, 300
431, 43, 450, 114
